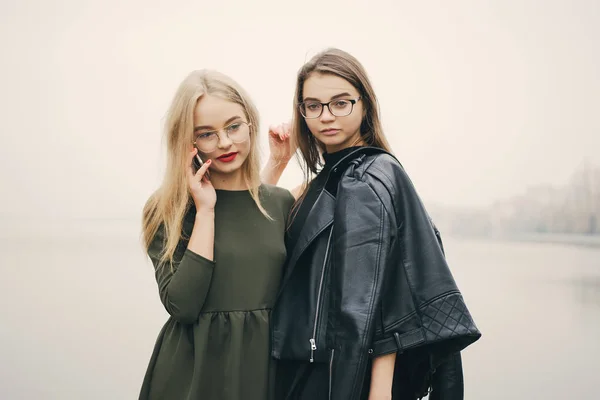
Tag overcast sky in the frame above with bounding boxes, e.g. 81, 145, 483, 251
1, 0, 598, 222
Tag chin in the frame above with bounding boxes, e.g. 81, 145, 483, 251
215, 158, 247, 174
318, 135, 349, 149
316, 133, 341, 144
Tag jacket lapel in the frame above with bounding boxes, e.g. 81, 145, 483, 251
277, 188, 335, 295
277, 147, 391, 296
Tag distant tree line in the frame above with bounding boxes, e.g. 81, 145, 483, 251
429, 162, 600, 237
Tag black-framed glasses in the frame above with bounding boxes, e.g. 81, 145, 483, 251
298, 97, 361, 119
193, 121, 251, 153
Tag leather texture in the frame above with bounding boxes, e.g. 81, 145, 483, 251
272, 147, 481, 400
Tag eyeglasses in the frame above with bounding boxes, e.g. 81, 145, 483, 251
193, 121, 251, 153
298, 97, 361, 119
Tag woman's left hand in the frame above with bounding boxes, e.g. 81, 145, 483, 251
267, 121, 295, 163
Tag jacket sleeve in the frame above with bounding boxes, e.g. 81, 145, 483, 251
328, 172, 397, 400
148, 225, 215, 324
368, 155, 460, 348
366, 156, 472, 399
429, 351, 464, 400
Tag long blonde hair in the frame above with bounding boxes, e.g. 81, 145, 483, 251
142, 70, 268, 266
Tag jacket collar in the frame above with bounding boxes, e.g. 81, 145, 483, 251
277, 146, 391, 296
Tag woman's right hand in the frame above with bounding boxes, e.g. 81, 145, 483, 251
267, 121, 295, 164
187, 148, 216, 211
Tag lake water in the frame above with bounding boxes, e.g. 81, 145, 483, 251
1, 227, 598, 399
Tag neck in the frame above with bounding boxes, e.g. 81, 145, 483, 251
209, 169, 248, 190
325, 134, 366, 154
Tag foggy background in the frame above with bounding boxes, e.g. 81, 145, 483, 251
1, 0, 598, 399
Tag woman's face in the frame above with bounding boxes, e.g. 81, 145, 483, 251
192, 94, 251, 176
301, 73, 364, 153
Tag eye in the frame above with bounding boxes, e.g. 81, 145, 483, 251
332, 100, 350, 108
225, 123, 242, 133
197, 131, 215, 139
306, 102, 321, 110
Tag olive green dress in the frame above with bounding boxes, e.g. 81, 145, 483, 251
140, 184, 295, 400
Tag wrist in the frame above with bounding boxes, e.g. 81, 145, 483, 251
195, 207, 215, 217
268, 155, 290, 167
368, 392, 392, 400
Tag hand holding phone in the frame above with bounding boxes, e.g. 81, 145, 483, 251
192, 146, 210, 179
195, 153, 204, 168
187, 147, 215, 210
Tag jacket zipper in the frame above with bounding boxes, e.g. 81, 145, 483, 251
309, 227, 334, 363
328, 348, 335, 399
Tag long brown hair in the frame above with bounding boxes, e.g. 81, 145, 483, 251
142, 70, 269, 268
290, 48, 393, 204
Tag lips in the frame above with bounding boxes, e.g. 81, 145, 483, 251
320, 129, 340, 136
216, 152, 238, 162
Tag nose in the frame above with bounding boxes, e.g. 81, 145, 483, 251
319, 105, 336, 123
217, 131, 233, 150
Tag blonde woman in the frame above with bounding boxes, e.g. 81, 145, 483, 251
139, 70, 294, 400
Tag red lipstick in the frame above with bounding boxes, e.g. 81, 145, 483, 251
216, 152, 238, 163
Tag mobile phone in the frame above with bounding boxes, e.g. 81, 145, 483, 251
192, 144, 204, 170
194, 153, 204, 169
192, 146, 210, 179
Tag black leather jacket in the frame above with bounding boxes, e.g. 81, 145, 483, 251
271, 147, 481, 400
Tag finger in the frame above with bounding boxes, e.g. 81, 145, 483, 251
278, 123, 288, 140
270, 130, 280, 141
268, 124, 280, 136
279, 123, 288, 135
194, 158, 212, 180
195, 159, 211, 179
281, 122, 291, 138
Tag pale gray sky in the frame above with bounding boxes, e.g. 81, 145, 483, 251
1, 0, 598, 222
